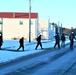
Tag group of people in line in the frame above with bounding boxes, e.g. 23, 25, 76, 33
0, 34, 25, 51
36, 31, 76, 50
0, 31, 76, 51
54, 32, 76, 50
54, 32, 65, 49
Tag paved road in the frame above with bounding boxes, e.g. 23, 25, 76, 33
0, 43, 76, 75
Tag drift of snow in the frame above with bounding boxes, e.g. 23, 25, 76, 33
0, 40, 70, 63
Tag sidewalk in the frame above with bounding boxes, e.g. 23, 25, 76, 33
0, 40, 70, 64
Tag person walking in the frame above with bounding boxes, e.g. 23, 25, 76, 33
69, 32, 75, 49
35, 34, 43, 50
0, 33, 3, 50
17, 37, 24, 51
54, 33, 60, 49
61, 33, 66, 47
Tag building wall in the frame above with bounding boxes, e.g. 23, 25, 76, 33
0, 18, 2, 33
0, 25, 1, 32
3, 18, 37, 40
1, 18, 55, 40
39, 19, 48, 39
39, 19, 48, 31
39, 19, 55, 40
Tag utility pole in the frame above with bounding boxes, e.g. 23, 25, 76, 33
29, 0, 31, 42
61, 23, 62, 36
48, 16, 50, 40
58, 21, 59, 34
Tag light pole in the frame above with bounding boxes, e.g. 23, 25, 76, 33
29, 0, 31, 42
61, 23, 62, 36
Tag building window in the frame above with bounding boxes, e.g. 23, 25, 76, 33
0, 30, 2, 32
20, 21, 23, 25
0, 20, 3, 24
30, 20, 33, 25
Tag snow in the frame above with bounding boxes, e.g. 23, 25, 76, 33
0, 40, 70, 63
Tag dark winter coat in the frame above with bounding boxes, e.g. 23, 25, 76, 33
61, 34, 66, 42
69, 34, 75, 41
36, 35, 41, 42
19, 37, 24, 46
54, 34, 60, 42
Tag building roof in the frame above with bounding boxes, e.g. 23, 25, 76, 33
0, 12, 38, 18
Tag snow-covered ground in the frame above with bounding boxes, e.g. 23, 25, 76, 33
0, 40, 70, 63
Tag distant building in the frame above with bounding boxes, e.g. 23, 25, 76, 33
39, 19, 55, 40
0, 12, 38, 40
0, 12, 56, 40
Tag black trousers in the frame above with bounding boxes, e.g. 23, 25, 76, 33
17, 45, 24, 51
54, 41, 60, 49
35, 42, 42, 49
70, 40, 74, 49
0, 43, 2, 49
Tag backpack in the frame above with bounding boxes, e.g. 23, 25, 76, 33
19, 39, 21, 43
36, 38, 38, 41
